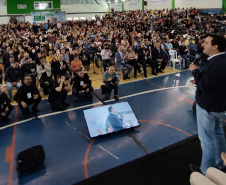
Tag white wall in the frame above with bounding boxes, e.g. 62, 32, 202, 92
124, 0, 141, 11
175, 0, 222, 9
61, 4, 108, 13
0, 6, 9, 24
61, 4, 108, 20
145, 0, 172, 10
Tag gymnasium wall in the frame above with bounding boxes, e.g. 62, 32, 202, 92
6, 0, 60, 14
175, 0, 222, 9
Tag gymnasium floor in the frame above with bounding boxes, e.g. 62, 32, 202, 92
0, 66, 201, 185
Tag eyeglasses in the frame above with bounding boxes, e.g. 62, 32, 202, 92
25, 78, 31, 80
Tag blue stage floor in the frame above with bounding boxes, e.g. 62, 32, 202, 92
0, 70, 203, 185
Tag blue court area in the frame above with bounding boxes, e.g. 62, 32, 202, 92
0, 70, 199, 185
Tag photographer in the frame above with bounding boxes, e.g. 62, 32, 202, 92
48, 75, 71, 111
102, 66, 120, 100
101, 44, 112, 71
37, 57, 54, 95
72, 69, 93, 101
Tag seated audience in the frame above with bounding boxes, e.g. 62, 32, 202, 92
101, 44, 112, 72
115, 46, 133, 80
53, 53, 73, 80
0, 84, 13, 119
152, 42, 167, 73
179, 41, 195, 68
37, 57, 54, 95
126, 47, 141, 78
14, 74, 41, 115
71, 54, 83, 74
5, 61, 21, 100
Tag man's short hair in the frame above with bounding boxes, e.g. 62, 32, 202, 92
108, 106, 113, 112
208, 33, 226, 52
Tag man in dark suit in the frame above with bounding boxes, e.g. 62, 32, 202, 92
189, 34, 226, 175
106, 106, 125, 132
152, 42, 167, 73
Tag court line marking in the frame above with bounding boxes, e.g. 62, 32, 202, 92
65, 121, 119, 159
5, 105, 18, 185
98, 145, 119, 159
0, 86, 187, 131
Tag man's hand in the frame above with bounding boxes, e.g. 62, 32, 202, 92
189, 62, 198, 72
5, 107, 9, 112
108, 78, 113, 82
33, 94, 39, 100
21, 101, 27, 108
12, 82, 16, 86
85, 88, 89, 93
1, 112, 6, 117
221, 152, 226, 165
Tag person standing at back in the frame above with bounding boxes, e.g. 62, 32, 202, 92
189, 34, 226, 175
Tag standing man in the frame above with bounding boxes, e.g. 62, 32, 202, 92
189, 34, 226, 175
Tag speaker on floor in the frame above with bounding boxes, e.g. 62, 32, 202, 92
144, 1, 147, 6
16, 145, 45, 172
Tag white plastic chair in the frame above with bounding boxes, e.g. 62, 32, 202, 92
169, 50, 184, 70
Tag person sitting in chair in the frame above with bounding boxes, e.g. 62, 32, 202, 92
115, 46, 133, 80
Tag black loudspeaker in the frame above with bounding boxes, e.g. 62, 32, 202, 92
16, 145, 45, 172
144, 1, 147, 5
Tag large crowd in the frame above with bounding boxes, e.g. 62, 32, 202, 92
0, 7, 226, 119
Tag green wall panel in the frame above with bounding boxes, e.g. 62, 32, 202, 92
7, 0, 60, 14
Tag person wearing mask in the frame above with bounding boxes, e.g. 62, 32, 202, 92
37, 57, 54, 95
14, 74, 41, 115
0, 84, 13, 119
5, 60, 21, 100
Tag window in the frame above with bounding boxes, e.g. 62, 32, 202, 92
34, 1, 53, 10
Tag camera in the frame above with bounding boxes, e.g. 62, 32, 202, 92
111, 77, 117, 84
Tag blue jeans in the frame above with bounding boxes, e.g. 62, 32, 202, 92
105, 83, 118, 99
6, 81, 21, 100
196, 104, 226, 175
181, 54, 195, 68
